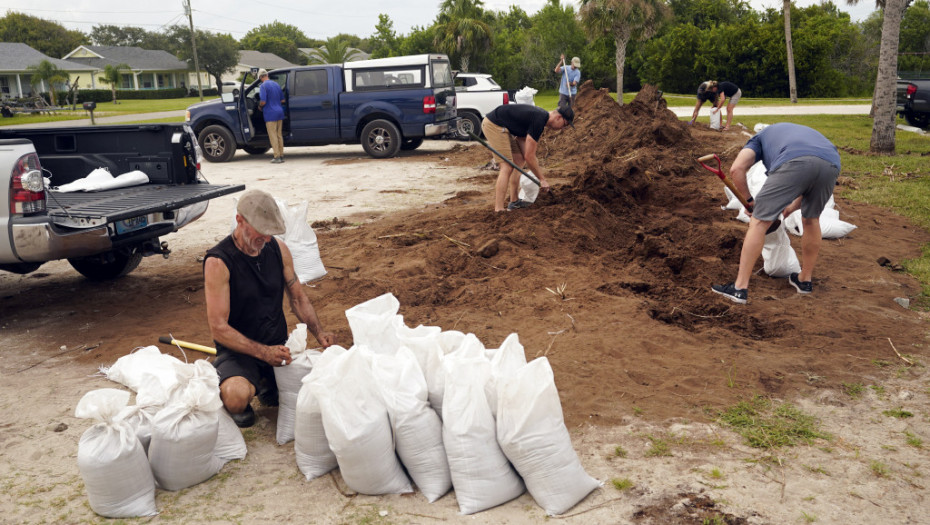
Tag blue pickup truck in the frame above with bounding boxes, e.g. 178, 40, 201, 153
185, 54, 458, 161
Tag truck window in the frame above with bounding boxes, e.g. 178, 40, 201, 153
353, 67, 424, 91
268, 72, 288, 91
431, 60, 453, 88
294, 70, 328, 96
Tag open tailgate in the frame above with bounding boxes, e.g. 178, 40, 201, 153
46, 183, 244, 228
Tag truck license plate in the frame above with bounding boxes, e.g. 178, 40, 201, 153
115, 215, 148, 235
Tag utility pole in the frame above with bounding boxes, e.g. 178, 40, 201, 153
183, 0, 204, 101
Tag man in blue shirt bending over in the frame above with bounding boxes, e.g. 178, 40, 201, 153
554, 54, 581, 109
712, 123, 841, 304
258, 69, 286, 164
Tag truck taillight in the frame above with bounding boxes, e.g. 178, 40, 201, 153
907, 84, 917, 97
10, 153, 46, 215
423, 96, 436, 114
503, 92, 509, 105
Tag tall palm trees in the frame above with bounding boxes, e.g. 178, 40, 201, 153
580, 0, 671, 103
305, 37, 364, 65
98, 63, 130, 104
27, 60, 69, 106
434, 0, 492, 72
784, 0, 798, 103
851, 0, 909, 154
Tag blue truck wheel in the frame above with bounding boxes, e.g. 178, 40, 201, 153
361, 119, 401, 159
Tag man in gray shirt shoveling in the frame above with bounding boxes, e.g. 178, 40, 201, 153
712, 123, 841, 304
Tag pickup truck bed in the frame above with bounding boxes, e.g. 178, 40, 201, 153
1, 124, 243, 280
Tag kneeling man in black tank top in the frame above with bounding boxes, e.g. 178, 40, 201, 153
204, 189, 336, 428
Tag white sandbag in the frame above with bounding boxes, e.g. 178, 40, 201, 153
276, 199, 326, 283
371, 347, 451, 502
75, 389, 157, 518
168, 359, 245, 461
721, 187, 742, 210
442, 354, 524, 514
497, 358, 600, 516
294, 346, 346, 480
485, 333, 528, 418
215, 409, 247, 461
820, 207, 857, 238
148, 378, 226, 491
429, 332, 485, 418
104, 346, 183, 393
761, 222, 800, 277
514, 86, 537, 105
518, 174, 540, 204
275, 324, 321, 445
784, 207, 856, 239
121, 374, 171, 453
311, 346, 412, 495
392, 316, 441, 377
345, 293, 402, 354
56, 168, 149, 193
709, 108, 721, 130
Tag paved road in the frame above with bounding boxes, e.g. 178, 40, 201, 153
1, 105, 873, 130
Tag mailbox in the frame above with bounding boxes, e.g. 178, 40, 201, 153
82, 101, 97, 111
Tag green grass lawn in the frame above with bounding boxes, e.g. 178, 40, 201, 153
0, 96, 213, 125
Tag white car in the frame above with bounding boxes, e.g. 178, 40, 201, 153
453, 72, 511, 138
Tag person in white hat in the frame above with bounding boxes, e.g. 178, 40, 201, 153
553, 54, 581, 109
204, 189, 336, 428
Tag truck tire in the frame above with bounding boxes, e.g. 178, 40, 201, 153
458, 111, 482, 139
68, 249, 143, 281
361, 119, 401, 158
198, 125, 237, 163
243, 146, 270, 155
904, 111, 929, 129
400, 138, 424, 151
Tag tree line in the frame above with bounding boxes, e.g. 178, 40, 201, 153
2, 1, 928, 98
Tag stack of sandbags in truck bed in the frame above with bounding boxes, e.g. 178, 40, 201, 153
75, 347, 247, 518
292, 293, 600, 516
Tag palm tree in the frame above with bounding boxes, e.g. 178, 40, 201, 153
580, 0, 672, 104
848, 0, 909, 154
27, 60, 70, 107
433, 0, 492, 72
784, 0, 798, 103
305, 37, 364, 65
98, 63, 130, 104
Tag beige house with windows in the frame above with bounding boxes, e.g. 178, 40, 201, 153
0, 42, 95, 99
222, 50, 296, 84
63, 45, 195, 91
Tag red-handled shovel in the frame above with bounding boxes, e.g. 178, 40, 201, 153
697, 153, 781, 234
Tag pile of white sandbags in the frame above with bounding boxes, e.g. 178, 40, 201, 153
720, 160, 856, 277
293, 293, 600, 515
75, 347, 247, 517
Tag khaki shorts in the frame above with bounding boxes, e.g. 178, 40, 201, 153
728, 89, 742, 106
481, 117, 520, 165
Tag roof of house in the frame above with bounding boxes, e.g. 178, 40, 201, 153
0, 42, 92, 72
63, 45, 188, 71
237, 50, 296, 70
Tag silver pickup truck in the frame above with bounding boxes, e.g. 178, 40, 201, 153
0, 124, 243, 280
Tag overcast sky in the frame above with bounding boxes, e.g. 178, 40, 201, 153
1, 0, 878, 41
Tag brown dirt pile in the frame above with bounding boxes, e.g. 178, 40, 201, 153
300, 84, 929, 426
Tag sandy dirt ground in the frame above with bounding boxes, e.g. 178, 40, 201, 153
1, 85, 928, 524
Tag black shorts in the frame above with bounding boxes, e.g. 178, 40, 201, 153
214, 348, 276, 390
